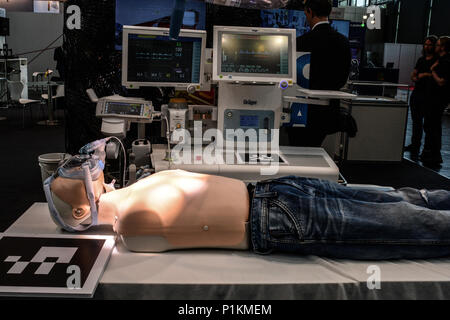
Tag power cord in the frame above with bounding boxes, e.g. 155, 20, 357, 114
153, 112, 173, 169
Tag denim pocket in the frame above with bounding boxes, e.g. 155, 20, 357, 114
271, 178, 321, 198
267, 198, 304, 244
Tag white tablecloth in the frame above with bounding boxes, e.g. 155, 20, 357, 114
6, 203, 450, 300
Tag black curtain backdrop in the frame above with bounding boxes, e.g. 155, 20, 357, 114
383, 2, 398, 44
429, 0, 450, 36
395, 0, 450, 44
396, 0, 430, 44
205, 4, 262, 48
64, 0, 119, 154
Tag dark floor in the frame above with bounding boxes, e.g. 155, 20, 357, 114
397, 88, 450, 179
0, 105, 449, 232
403, 109, 450, 179
0, 108, 66, 232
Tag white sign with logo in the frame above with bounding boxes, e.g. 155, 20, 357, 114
33, 1, 60, 13
0, 233, 115, 298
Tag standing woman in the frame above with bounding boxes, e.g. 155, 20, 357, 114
422, 36, 450, 166
405, 36, 438, 159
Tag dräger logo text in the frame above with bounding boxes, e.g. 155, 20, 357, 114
243, 99, 257, 106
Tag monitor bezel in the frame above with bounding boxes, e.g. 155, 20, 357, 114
213, 26, 297, 84
122, 26, 206, 89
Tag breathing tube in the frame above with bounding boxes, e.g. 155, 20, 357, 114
79, 137, 127, 188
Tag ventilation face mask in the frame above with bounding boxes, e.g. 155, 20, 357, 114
43, 137, 125, 232
43, 155, 104, 232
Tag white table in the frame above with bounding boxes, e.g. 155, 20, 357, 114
27, 81, 63, 126
348, 81, 411, 98
296, 88, 359, 100
152, 144, 341, 183
283, 89, 358, 108
5, 203, 450, 300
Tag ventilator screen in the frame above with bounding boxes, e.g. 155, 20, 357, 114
220, 34, 289, 75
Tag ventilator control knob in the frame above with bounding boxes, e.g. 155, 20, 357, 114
279, 80, 289, 90
187, 84, 197, 94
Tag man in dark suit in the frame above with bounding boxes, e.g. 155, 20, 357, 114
288, 0, 351, 147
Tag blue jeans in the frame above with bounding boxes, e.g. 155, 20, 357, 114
250, 177, 450, 260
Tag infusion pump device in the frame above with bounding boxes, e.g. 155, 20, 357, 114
95, 96, 154, 137
96, 97, 154, 123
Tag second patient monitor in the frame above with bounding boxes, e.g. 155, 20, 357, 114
122, 26, 206, 90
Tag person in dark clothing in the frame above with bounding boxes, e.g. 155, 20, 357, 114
54, 46, 65, 81
287, 0, 351, 147
421, 36, 450, 166
405, 36, 438, 159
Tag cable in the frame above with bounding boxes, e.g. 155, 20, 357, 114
153, 112, 173, 169
108, 136, 127, 188
24, 34, 63, 66
170, 0, 186, 40
162, 114, 173, 169
15, 46, 60, 57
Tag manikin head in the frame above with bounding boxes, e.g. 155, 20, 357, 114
303, 0, 332, 29
43, 154, 114, 232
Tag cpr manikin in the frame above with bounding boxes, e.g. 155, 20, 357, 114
50, 169, 251, 252
45, 140, 450, 260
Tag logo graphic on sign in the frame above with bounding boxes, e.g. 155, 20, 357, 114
5, 247, 78, 275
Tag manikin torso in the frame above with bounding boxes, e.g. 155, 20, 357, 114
99, 170, 250, 252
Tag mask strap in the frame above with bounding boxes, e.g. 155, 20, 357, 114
83, 163, 98, 227
44, 175, 73, 231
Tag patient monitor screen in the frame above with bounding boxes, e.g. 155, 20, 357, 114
127, 34, 202, 84
220, 34, 290, 76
